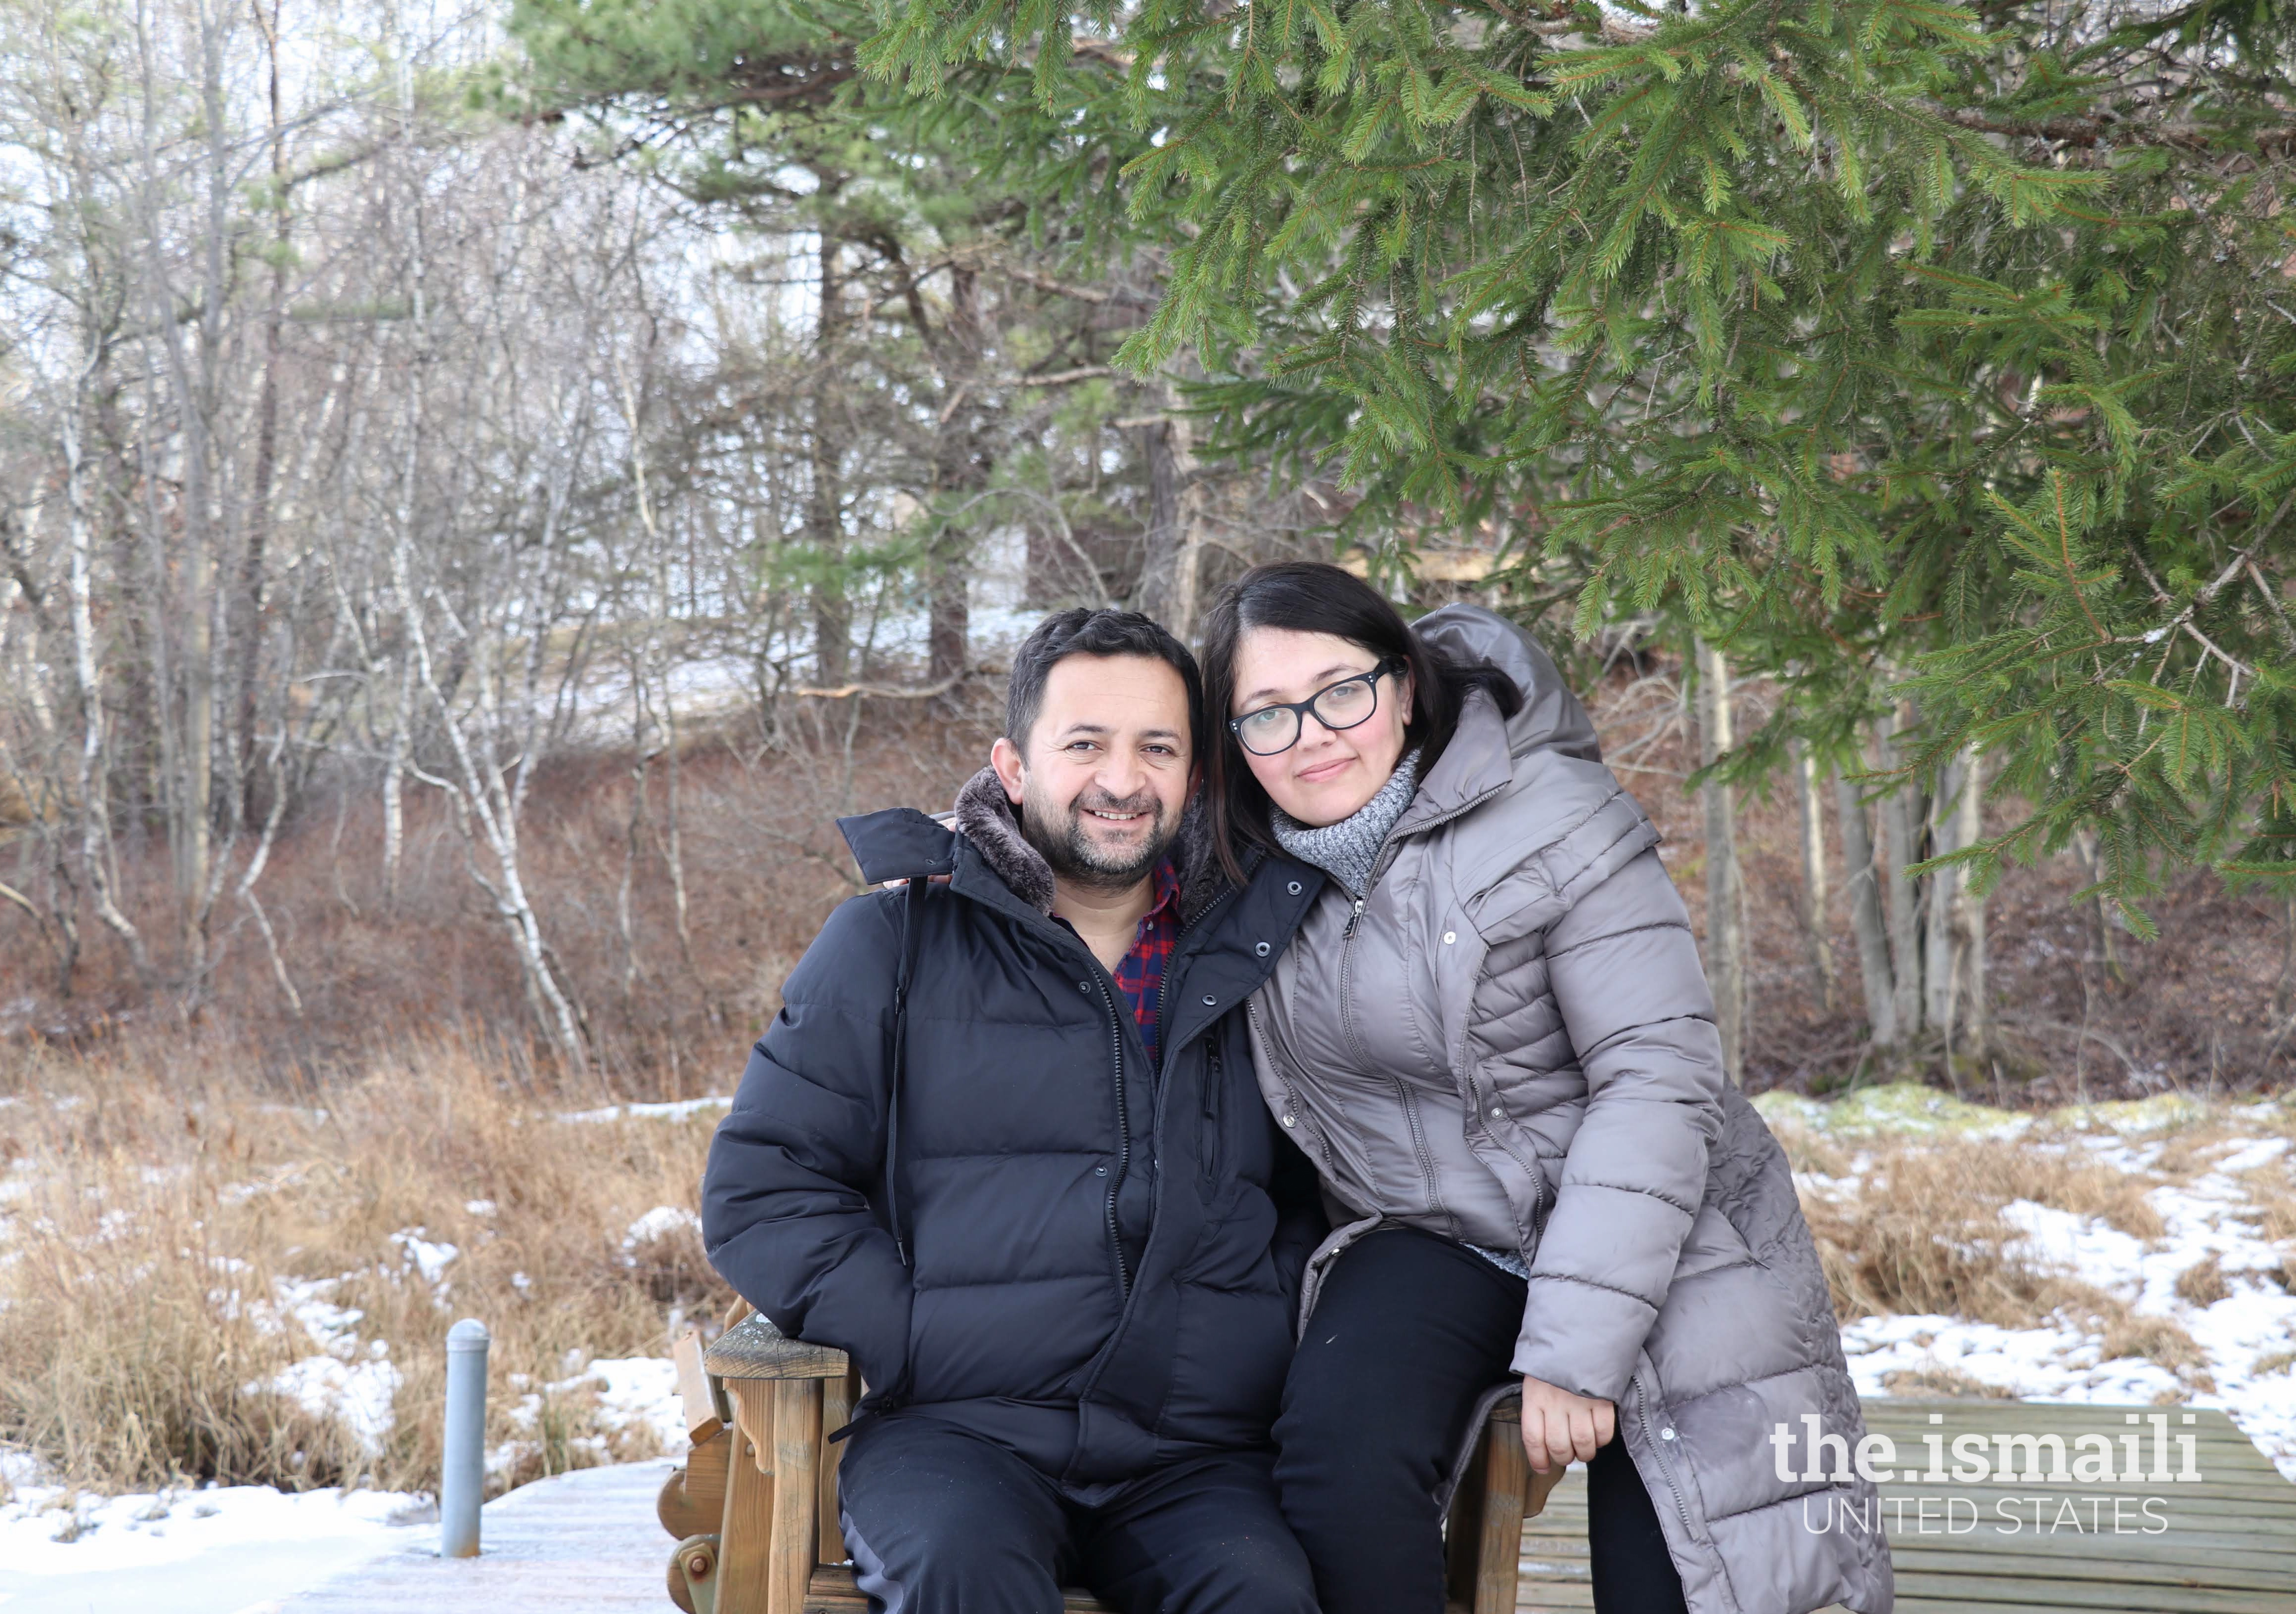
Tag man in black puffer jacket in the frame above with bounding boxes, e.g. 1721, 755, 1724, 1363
703, 610, 1328, 1614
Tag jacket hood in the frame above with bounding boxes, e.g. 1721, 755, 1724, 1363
1390, 604, 1604, 834
1413, 604, 1602, 767
842, 767, 1228, 919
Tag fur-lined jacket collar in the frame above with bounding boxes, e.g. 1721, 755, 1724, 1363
949, 766, 1232, 922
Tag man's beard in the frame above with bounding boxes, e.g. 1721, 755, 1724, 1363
1019, 783, 1177, 892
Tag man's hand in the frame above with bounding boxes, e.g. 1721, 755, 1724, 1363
1518, 1375, 1615, 1473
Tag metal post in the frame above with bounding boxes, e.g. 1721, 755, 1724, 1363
441, 1317, 489, 1558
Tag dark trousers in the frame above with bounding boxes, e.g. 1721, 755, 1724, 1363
1273, 1225, 1691, 1614
838, 1413, 1319, 1614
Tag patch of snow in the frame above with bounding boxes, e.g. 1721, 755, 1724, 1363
490, 1355, 685, 1479
221, 1164, 311, 1206
2056, 1093, 2212, 1134
1842, 1311, 2185, 1406
624, 1206, 701, 1247
1998, 1199, 2151, 1300
464, 1198, 499, 1217
248, 1357, 404, 1455
585, 1357, 687, 1453
2214, 1136, 2293, 1174
559, 1095, 732, 1125
0, 1466, 422, 1580
276, 1276, 364, 1356
1808, 1102, 2296, 1482
388, 1228, 458, 1286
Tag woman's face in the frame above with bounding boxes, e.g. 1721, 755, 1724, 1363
1230, 627, 1413, 828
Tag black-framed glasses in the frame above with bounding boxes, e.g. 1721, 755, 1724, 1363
1228, 658, 1404, 756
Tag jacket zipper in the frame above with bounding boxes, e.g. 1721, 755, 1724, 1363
1089, 971, 1133, 1300
1634, 1374, 1696, 1539
1332, 781, 1518, 1239
1336, 887, 1453, 1235
1084, 875, 1253, 1307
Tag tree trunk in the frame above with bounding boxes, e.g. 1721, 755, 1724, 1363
1695, 639, 1744, 1084
1835, 767, 1898, 1048
925, 265, 985, 684
808, 233, 849, 684
618, 687, 648, 1014
620, 361, 698, 985
1137, 375, 1206, 641
1942, 744, 1987, 1078
391, 532, 590, 1074
381, 647, 411, 903
383, 24, 425, 909
1877, 704, 1927, 1043
1923, 749, 1961, 1040
1792, 740, 1835, 1012
63, 393, 149, 979
235, 0, 288, 827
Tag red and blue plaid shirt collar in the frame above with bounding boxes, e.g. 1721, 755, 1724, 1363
1105, 857, 1183, 1070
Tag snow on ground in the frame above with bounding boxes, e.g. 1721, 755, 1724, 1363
0, 1460, 429, 1614
490, 1356, 688, 1481
7, 1078, 2289, 1606
0, 1353, 685, 1612
0, 1132, 693, 1609
1760, 1085, 2296, 1480
558, 1094, 732, 1125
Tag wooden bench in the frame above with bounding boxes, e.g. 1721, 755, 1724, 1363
658, 1303, 1549, 1614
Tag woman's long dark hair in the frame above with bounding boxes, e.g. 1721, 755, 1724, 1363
1198, 561, 1523, 886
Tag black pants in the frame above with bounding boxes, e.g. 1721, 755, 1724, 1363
1274, 1225, 1691, 1614
838, 1413, 1319, 1614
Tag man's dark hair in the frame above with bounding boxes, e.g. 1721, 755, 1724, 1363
1005, 609, 1206, 754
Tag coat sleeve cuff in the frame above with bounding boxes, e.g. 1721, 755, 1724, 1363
1510, 1274, 1654, 1404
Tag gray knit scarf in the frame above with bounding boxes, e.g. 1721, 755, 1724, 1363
1271, 748, 1423, 899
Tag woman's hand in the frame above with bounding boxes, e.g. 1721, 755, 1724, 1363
1518, 1375, 1615, 1473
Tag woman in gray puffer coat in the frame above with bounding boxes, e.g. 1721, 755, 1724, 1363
1198, 563, 1892, 1614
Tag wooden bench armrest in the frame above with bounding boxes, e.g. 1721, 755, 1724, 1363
705, 1309, 852, 1381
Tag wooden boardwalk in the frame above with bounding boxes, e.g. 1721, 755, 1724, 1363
1521, 1400, 2296, 1613
279, 1458, 679, 1612
270, 1400, 2296, 1613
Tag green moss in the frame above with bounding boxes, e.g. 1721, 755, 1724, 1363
1753, 1082, 2026, 1138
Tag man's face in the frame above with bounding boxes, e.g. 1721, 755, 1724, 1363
989, 654, 1194, 893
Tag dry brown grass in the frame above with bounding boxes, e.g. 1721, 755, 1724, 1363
1803, 1144, 2077, 1327
0, 1027, 732, 1497
1794, 1128, 2221, 1383
1805, 1135, 2164, 1317
2173, 1252, 2230, 1307
2018, 1143, 2170, 1240
1879, 1366, 2018, 1399
2099, 1310, 2209, 1382
2248, 1148, 2296, 1253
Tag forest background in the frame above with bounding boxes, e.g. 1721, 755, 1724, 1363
7, 0, 2296, 1507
